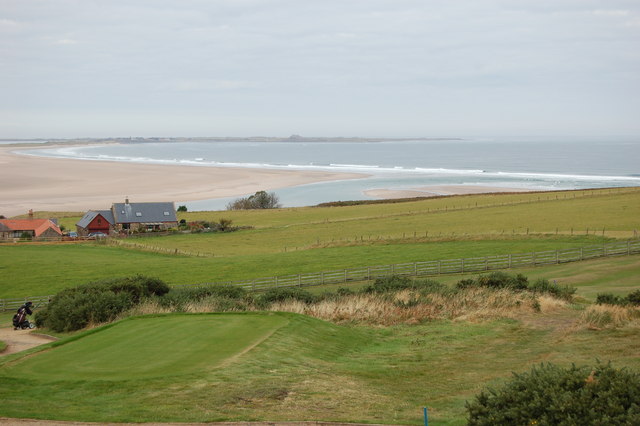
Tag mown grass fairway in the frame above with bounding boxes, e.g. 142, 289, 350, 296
2, 314, 288, 380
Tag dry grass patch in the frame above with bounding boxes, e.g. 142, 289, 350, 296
271, 288, 559, 326
578, 304, 640, 330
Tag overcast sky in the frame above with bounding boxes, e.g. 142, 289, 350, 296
1, 0, 639, 139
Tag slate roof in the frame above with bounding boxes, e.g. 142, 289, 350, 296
112, 202, 177, 224
76, 210, 115, 228
0, 219, 62, 237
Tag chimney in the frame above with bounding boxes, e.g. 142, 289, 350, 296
28, 209, 34, 220
125, 196, 130, 205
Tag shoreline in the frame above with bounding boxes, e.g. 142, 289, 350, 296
0, 145, 366, 217
364, 185, 538, 199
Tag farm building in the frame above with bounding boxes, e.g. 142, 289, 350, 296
75, 210, 115, 236
76, 199, 178, 236
0, 216, 63, 240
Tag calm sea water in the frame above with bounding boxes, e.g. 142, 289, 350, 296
18, 138, 640, 209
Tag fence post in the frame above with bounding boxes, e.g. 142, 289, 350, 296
628, 240, 631, 255
556, 250, 559, 264
461, 258, 465, 273
438, 260, 441, 275
485, 256, 488, 271
414, 262, 417, 276
298, 274, 302, 287
344, 269, 347, 283
508, 254, 512, 268
532, 252, 536, 266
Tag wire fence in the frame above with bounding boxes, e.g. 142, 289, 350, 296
2, 240, 639, 312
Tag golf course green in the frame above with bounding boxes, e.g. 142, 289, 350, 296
2, 313, 289, 381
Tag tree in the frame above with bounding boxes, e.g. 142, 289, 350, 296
227, 191, 281, 210
177, 205, 188, 212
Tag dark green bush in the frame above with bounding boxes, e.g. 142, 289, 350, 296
627, 289, 640, 306
414, 279, 451, 295
35, 275, 169, 332
159, 285, 246, 309
36, 289, 133, 332
529, 278, 577, 301
596, 293, 626, 306
466, 362, 640, 425
456, 272, 529, 290
257, 287, 317, 308
366, 275, 414, 293
597, 290, 640, 307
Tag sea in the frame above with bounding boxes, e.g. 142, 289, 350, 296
15, 137, 640, 210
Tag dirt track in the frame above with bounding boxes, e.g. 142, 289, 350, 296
0, 327, 57, 356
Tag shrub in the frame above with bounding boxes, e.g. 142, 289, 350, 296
366, 275, 415, 293
457, 272, 528, 291
529, 278, 576, 301
466, 362, 640, 425
596, 293, 626, 306
35, 276, 169, 332
627, 289, 640, 306
257, 288, 317, 308
160, 285, 246, 309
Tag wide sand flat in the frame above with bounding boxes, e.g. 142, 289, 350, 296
364, 184, 536, 199
0, 146, 363, 216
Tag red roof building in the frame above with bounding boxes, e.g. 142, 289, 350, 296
0, 218, 63, 239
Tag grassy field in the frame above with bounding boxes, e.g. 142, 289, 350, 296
0, 235, 624, 298
2, 187, 639, 299
1, 310, 638, 424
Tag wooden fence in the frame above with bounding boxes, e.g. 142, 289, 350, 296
0, 295, 53, 314
2, 240, 639, 311
178, 240, 640, 291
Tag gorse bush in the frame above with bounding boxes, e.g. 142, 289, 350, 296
597, 290, 640, 306
456, 272, 576, 301
256, 288, 317, 308
363, 276, 450, 295
466, 362, 640, 425
160, 285, 247, 310
35, 275, 170, 332
528, 278, 577, 301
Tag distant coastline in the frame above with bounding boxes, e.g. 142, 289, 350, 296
0, 135, 463, 147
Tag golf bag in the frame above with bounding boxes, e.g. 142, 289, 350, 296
12, 303, 35, 330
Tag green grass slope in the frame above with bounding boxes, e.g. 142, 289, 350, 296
0, 312, 374, 423
2, 313, 289, 380
0, 311, 638, 424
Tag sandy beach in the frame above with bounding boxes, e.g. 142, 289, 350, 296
364, 185, 536, 199
0, 145, 364, 217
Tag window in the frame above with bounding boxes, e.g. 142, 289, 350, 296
163, 211, 170, 216
135, 212, 142, 217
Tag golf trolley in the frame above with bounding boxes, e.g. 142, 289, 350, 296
12, 302, 36, 330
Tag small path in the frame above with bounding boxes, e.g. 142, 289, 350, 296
0, 327, 57, 356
